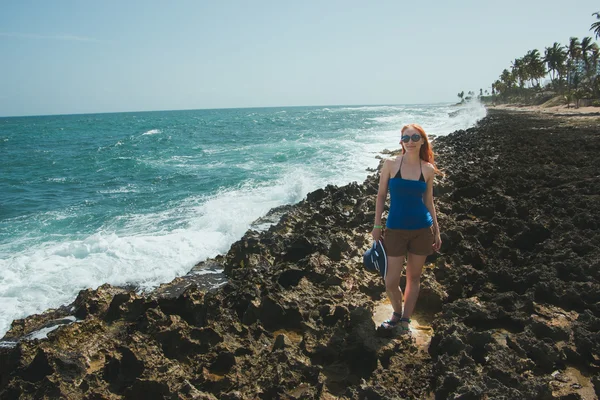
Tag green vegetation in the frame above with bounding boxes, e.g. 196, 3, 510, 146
459, 11, 600, 108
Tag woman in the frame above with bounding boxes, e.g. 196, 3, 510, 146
372, 123, 442, 334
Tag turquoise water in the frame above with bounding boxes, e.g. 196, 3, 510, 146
0, 103, 486, 336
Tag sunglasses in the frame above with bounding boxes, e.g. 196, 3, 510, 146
401, 134, 422, 143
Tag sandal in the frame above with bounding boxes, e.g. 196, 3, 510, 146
380, 312, 403, 329
399, 317, 412, 335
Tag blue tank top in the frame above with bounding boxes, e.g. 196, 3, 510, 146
386, 157, 433, 230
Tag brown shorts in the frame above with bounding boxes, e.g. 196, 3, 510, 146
383, 226, 434, 257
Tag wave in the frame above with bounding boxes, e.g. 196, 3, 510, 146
336, 105, 407, 112
0, 166, 333, 337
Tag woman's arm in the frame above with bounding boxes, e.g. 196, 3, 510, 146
423, 164, 442, 251
372, 159, 391, 239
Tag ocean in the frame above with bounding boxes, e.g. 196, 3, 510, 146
0, 102, 486, 337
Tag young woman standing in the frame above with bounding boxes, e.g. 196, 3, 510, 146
372, 123, 442, 334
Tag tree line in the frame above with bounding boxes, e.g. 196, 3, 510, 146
460, 12, 600, 108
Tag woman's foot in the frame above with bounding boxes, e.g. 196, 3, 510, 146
380, 312, 403, 329
399, 318, 411, 335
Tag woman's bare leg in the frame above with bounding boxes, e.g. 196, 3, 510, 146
384, 255, 405, 319
401, 253, 427, 330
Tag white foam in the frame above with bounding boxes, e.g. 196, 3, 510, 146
0, 173, 320, 337
0, 227, 225, 337
24, 317, 77, 341
369, 115, 405, 123
97, 184, 137, 194
27, 325, 61, 340
429, 100, 487, 135
142, 129, 161, 136
191, 268, 223, 276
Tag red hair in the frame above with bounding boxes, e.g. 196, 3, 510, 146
401, 124, 442, 175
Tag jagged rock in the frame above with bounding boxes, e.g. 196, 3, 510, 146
102, 347, 144, 393
20, 349, 53, 383
124, 379, 171, 400
272, 333, 293, 351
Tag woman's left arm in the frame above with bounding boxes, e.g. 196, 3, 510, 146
423, 164, 442, 252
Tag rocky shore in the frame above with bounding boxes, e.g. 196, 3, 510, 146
1, 109, 599, 399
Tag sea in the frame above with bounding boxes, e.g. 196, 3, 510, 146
0, 101, 486, 338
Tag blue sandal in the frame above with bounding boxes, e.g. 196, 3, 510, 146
399, 317, 411, 334
380, 312, 404, 329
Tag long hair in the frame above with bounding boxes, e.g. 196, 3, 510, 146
401, 124, 442, 175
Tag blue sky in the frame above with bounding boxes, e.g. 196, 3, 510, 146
1, 0, 598, 116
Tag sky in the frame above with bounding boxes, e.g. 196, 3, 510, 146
0, 0, 599, 117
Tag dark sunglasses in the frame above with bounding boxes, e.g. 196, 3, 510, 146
401, 134, 422, 143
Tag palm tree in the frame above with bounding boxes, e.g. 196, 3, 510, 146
590, 46, 600, 97
511, 58, 527, 88
494, 69, 515, 100
567, 37, 582, 90
590, 46, 600, 75
591, 12, 600, 40
500, 69, 515, 90
545, 42, 567, 89
494, 79, 507, 99
524, 49, 546, 89
568, 37, 582, 61
578, 37, 600, 98
564, 91, 573, 108
580, 36, 594, 70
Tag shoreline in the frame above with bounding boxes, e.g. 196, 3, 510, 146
2, 109, 600, 398
487, 103, 600, 119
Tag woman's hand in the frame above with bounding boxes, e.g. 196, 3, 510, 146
433, 233, 442, 252
371, 227, 382, 242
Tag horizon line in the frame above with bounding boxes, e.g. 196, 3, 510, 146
0, 101, 457, 119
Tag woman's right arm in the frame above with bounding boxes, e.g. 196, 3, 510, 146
372, 159, 390, 240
